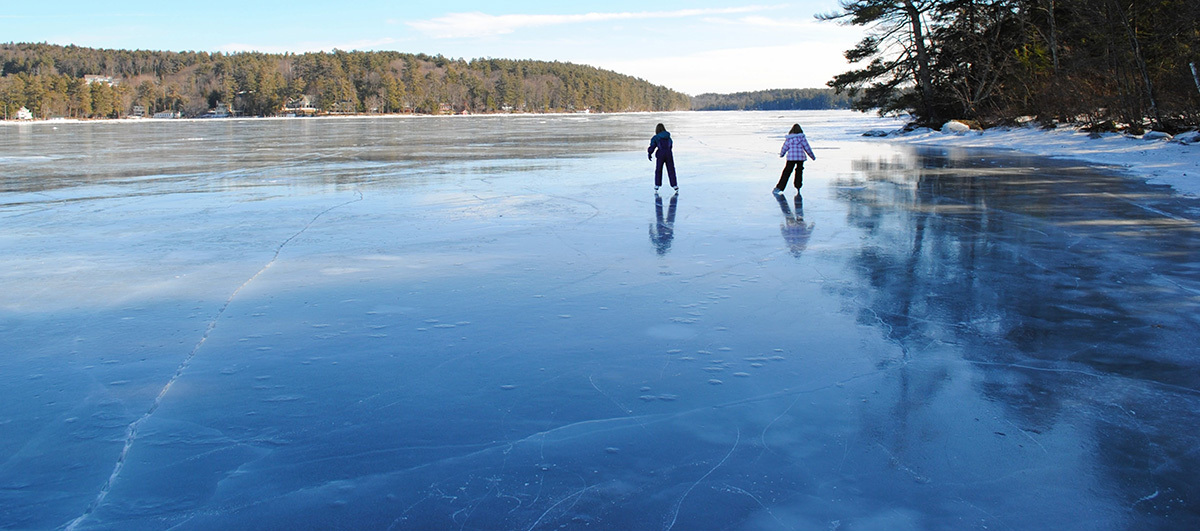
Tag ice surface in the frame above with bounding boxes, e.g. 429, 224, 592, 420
874, 122, 1200, 198
2, 111, 1199, 529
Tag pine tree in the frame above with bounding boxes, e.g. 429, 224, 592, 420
821, 0, 940, 122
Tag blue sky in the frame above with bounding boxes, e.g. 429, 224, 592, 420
1, 1, 862, 94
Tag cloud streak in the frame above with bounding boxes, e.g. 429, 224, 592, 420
730, 15, 821, 29
406, 6, 782, 38
588, 42, 854, 94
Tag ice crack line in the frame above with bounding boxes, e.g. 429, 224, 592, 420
664, 427, 740, 531
64, 191, 363, 531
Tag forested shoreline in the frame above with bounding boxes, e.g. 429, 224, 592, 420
12, 0, 1198, 133
0, 43, 691, 119
690, 89, 851, 111
823, 0, 1200, 133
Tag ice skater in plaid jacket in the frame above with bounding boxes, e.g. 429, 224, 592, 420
775, 124, 816, 193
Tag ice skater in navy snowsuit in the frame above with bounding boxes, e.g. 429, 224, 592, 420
776, 123, 816, 193
648, 123, 678, 192
650, 192, 678, 256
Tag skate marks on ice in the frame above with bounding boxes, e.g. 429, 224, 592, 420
152, 399, 797, 530
64, 191, 364, 530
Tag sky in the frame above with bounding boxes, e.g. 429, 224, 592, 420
1, 1, 864, 95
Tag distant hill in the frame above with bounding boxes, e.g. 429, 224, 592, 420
0, 43, 691, 119
691, 89, 851, 111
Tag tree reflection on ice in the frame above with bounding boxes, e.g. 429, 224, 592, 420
836, 147, 1200, 526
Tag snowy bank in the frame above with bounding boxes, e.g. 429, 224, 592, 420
863, 122, 1200, 197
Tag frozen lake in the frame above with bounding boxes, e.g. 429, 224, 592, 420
2, 111, 1199, 529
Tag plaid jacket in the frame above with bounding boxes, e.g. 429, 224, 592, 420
780, 133, 815, 161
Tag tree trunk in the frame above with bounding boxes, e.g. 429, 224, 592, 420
1114, 0, 1161, 127
1044, 0, 1059, 73
903, 0, 936, 122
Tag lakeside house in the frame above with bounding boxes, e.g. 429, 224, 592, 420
329, 99, 357, 115
283, 96, 317, 115
152, 111, 181, 119
83, 75, 116, 86
16, 106, 33, 120
201, 102, 235, 118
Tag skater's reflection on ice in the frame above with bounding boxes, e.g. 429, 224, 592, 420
776, 193, 814, 258
650, 192, 678, 256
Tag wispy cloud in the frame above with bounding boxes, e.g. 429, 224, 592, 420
698, 14, 855, 41
589, 43, 854, 94
406, 6, 783, 39
730, 15, 820, 29
0, 13, 160, 19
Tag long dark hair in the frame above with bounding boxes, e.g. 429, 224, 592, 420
788, 124, 803, 134
655, 123, 666, 134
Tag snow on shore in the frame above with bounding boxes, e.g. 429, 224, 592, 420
864, 121, 1200, 197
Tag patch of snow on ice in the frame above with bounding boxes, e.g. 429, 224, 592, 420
873, 123, 1200, 197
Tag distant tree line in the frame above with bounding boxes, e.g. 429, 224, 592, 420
822, 0, 1200, 132
690, 89, 852, 111
0, 43, 691, 119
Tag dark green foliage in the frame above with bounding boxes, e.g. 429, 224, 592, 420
823, 0, 1200, 130
0, 43, 691, 119
690, 89, 852, 111
822, 0, 940, 122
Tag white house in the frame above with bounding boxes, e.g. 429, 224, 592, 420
84, 75, 116, 86
283, 95, 317, 115
201, 103, 234, 118
16, 106, 34, 120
